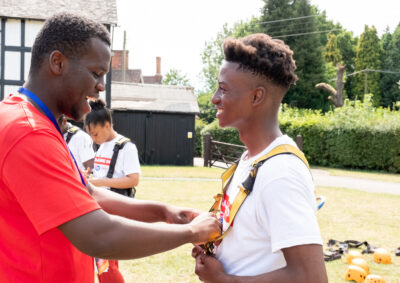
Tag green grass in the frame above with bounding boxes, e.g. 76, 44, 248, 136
313, 166, 400, 183
118, 166, 400, 282
317, 186, 400, 282
141, 165, 224, 179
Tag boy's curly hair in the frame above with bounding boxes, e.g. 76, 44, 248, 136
223, 33, 298, 89
31, 12, 110, 71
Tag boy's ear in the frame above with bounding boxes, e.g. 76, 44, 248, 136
252, 87, 266, 106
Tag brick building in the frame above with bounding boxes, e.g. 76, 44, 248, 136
111, 50, 162, 84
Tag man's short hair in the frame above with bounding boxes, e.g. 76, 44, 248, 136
30, 13, 111, 71
223, 33, 298, 89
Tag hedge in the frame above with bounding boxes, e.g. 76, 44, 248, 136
198, 95, 400, 172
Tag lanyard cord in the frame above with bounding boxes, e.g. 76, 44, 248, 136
18, 87, 86, 186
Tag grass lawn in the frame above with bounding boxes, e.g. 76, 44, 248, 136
119, 166, 400, 282
141, 165, 225, 179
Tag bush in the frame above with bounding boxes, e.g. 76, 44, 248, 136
201, 120, 243, 146
199, 95, 400, 172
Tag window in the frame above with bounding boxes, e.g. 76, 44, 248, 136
4, 51, 20, 80
5, 19, 21, 46
25, 20, 43, 47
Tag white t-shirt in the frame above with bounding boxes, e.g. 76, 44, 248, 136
63, 126, 95, 171
92, 134, 141, 189
215, 135, 322, 276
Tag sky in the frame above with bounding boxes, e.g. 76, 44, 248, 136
114, 0, 400, 91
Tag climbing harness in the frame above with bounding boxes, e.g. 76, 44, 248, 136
324, 239, 377, 262
205, 144, 310, 255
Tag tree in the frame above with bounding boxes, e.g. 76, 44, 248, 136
162, 69, 191, 87
323, 34, 342, 65
380, 23, 400, 107
315, 65, 345, 107
336, 31, 358, 99
197, 92, 216, 123
200, 24, 232, 94
353, 25, 383, 105
261, 0, 328, 110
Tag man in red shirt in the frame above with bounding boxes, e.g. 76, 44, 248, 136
0, 13, 220, 283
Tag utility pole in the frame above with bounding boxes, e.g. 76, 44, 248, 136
364, 70, 368, 94
122, 30, 126, 82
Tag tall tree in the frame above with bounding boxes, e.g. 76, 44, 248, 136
353, 25, 383, 105
163, 69, 191, 86
336, 31, 358, 99
380, 23, 400, 107
261, 0, 328, 110
323, 34, 342, 65
200, 24, 232, 94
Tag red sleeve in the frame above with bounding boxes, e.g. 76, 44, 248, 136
2, 130, 100, 235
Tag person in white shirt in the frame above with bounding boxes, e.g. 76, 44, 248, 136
192, 33, 328, 283
58, 115, 95, 172
85, 99, 140, 197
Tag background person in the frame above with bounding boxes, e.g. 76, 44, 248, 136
58, 114, 95, 172
86, 99, 140, 198
192, 33, 328, 283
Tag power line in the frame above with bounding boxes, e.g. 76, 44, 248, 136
329, 69, 400, 81
274, 28, 342, 39
266, 22, 319, 36
268, 26, 335, 37
257, 14, 318, 26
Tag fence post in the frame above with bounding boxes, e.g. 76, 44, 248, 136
296, 134, 303, 151
203, 133, 211, 167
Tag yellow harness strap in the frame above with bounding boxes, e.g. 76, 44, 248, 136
205, 144, 310, 254
67, 126, 80, 134
116, 137, 131, 146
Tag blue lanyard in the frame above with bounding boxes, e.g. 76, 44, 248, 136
18, 87, 86, 186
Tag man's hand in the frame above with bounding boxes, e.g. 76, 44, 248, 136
195, 251, 228, 283
189, 212, 221, 244
164, 205, 201, 224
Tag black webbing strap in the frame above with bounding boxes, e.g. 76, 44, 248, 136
66, 126, 80, 144
106, 137, 136, 198
324, 239, 377, 261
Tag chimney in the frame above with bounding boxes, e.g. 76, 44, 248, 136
156, 56, 161, 75
111, 50, 129, 70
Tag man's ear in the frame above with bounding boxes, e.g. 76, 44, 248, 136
252, 87, 266, 106
48, 50, 66, 75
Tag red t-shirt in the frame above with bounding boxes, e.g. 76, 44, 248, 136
0, 95, 101, 282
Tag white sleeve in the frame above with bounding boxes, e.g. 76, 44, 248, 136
257, 155, 322, 253
120, 142, 141, 175
77, 132, 95, 163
